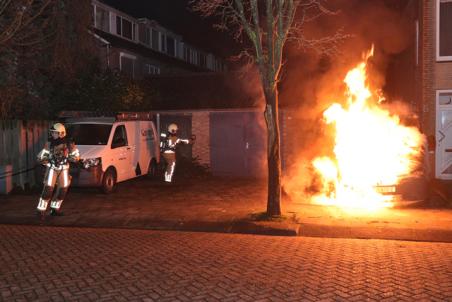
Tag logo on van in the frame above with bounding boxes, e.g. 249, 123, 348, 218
141, 129, 154, 139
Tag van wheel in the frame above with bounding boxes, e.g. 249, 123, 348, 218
101, 168, 116, 194
147, 158, 158, 179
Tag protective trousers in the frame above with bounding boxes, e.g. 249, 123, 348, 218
37, 167, 71, 212
163, 152, 176, 183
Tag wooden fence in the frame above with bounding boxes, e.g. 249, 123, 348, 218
0, 120, 50, 190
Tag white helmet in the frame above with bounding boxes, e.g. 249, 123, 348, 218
168, 123, 178, 134
50, 123, 66, 138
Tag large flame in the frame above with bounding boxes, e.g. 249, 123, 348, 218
312, 48, 423, 210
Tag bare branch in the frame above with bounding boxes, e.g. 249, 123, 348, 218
0, 0, 56, 51
290, 27, 351, 56
190, 0, 349, 78
266, 0, 274, 74
0, 0, 13, 18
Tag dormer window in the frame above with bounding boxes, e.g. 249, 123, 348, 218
151, 28, 159, 50
116, 15, 136, 41
139, 26, 150, 46
166, 36, 176, 57
94, 6, 110, 32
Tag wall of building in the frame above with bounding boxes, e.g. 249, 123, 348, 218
422, 1, 452, 131
421, 0, 436, 136
420, 0, 452, 180
191, 112, 210, 166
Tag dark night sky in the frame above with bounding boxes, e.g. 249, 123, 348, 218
102, 0, 240, 59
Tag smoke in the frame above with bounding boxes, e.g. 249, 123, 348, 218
280, 0, 414, 203
227, 65, 265, 109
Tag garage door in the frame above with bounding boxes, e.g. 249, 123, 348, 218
210, 112, 266, 177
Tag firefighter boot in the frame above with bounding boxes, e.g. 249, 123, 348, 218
36, 198, 48, 220
50, 200, 64, 216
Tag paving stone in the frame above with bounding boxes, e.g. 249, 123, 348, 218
0, 225, 451, 301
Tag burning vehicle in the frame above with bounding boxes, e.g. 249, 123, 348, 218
310, 47, 425, 211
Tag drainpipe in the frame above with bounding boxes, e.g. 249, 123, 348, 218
106, 43, 111, 68
156, 113, 160, 136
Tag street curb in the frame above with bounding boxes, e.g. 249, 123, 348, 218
230, 220, 299, 236
0, 216, 300, 237
2, 216, 452, 242
299, 223, 452, 243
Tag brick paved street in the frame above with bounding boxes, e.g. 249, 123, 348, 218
1, 177, 452, 242
1, 225, 451, 301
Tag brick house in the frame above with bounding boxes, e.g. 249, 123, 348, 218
90, 0, 226, 79
418, 0, 452, 180
397, 0, 452, 181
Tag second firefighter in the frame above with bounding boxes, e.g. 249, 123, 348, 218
160, 123, 193, 183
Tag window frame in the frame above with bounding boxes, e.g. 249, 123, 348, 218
119, 52, 136, 78
94, 5, 110, 32
437, 89, 452, 107
436, 0, 452, 61
151, 28, 159, 50
166, 36, 176, 57
160, 32, 167, 53
145, 28, 151, 47
184, 46, 191, 62
116, 15, 136, 41
144, 63, 160, 75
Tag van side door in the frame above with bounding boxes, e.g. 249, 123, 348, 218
110, 124, 132, 182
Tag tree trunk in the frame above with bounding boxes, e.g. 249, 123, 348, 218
264, 87, 282, 216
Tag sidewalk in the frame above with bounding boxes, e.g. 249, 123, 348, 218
0, 176, 451, 242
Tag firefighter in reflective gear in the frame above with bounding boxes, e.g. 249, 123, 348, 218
36, 123, 80, 216
160, 123, 191, 183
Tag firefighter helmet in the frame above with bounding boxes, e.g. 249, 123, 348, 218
50, 123, 66, 138
168, 123, 178, 134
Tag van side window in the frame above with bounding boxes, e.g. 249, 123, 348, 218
111, 125, 128, 148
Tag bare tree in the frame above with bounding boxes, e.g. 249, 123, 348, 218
191, 0, 345, 216
0, 0, 55, 53
0, 0, 56, 118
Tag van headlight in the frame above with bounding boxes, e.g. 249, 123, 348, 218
82, 157, 101, 169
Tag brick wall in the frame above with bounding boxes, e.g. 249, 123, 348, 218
191, 111, 210, 166
422, 0, 436, 136
423, 0, 452, 134
421, 0, 452, 178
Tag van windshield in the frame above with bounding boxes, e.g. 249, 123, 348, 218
66, 124, 112, 145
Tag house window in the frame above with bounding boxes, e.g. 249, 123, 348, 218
166, 36, 176, 57
160, 33, 167, 53
139, 26, 152, 47
184, 46, 191, 62
438, 90, 452, 106
144, 64, 160, 75
90, 4, 95, 27
120, 53, 136, 78
151, 29, 159, 50
214, 59, 221, 72
199, 53, 207, 67
95, 6, 109, 32
437, 0, 452, 61
116, 16, 135, 40
190, 49, 198, 65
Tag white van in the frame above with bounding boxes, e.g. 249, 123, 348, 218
64, 113, 160, 193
